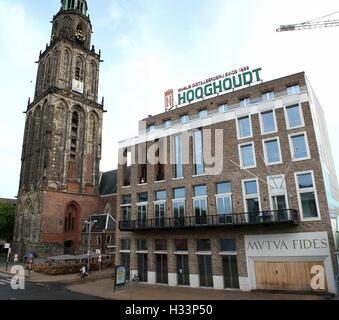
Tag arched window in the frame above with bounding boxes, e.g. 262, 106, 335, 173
75, 58, 84, 81
44, 56, 52, 89
65, 203, 77, 233
52, 50, 60, 85
63, 50, 71, 85
70, 111, 79, 160
90, 62, 97, 95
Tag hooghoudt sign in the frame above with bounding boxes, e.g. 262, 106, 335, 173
244, 232, 330, 257
164, 66, 263, 110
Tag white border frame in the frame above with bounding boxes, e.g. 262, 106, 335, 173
242, 178, 262, 213
262, 136, 283, 166
266, 174, 289, 214
294, 170, 321, 221
236, 114, 253, 140
288, 131, 311, 162
238, 142, 257, 169
284, 103, 305, 130
259, 109, 278, 135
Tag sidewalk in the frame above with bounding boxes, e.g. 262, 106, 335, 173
0, 264, 113, 284
67, 280, 334, 300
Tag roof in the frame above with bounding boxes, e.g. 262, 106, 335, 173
82, 213, 116, 233
0, 198, 16, 205
99, 170, 117, 195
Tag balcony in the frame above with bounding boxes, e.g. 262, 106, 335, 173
119, 209, 299, 232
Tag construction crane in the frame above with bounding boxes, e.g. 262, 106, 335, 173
277, 10, 339, 32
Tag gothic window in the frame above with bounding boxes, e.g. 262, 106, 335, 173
52, 50, 60, 85
44, 56, 52, 89
63, 50, 71, 84
90, 62, 97, 95
75, 58, 84, 82
70, 111, 79, 160
65, 203, 77, 233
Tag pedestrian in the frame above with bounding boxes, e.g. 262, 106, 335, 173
26, 256, 33, 278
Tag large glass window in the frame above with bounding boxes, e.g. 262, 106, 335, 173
194, 185, 208, 225
163, 119, 172, 129
240, 97, 251, 107
263, 138, 282, 165
268, 175, 289, 221
175, 239, 188, 252
240, 143, 256, 168
121, 195, 131, 228
243, 180, 260, 222
286, 104, 303, 129
155, 191, 166, 227
155, 239, 167, 251
218, 104, 229, 113
216, 182, 232, 224
155, 190, 166, 201
262, 91, 275, 101
198, 255, 213, 287
260, 110, 276, 134
238, 116, 252, 139
199, 109, 208, 118
290, 133, 310, 160
220, 239, 237, 252
287, 84, 300, 95
194, 129, 204, 175
137, 203, 147, 228
121, 239, 131, 250
296, 172, 319, 219
173, 188, 185, 226
197, 239, 211, 252
137, 239, 148, 251
180, 114, 189, 123
174, 134, 183, 178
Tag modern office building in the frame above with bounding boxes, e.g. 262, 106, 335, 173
116, 71, 339, 294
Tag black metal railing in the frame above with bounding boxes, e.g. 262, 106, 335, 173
119, 209, 299, 231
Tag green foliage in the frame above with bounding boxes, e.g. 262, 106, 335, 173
0, 203, 15, 242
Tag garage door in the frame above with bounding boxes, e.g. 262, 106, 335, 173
254, 261, 327, 292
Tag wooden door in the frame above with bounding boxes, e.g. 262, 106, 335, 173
254, 261, 327, 292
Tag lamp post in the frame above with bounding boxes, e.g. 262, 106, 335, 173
84, 217, 97, 274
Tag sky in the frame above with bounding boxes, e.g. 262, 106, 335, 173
0, 0, 339, 199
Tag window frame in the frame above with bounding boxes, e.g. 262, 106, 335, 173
267, 174, 289, 212
242, 178, 261, 213
218, 104, 229, 113
284, 103, 305, 130
287, 84, 301, 96
236, 114, 253, 140
262, 91, 275, 102
199, 109, 208, 119
215, 182, 233, 217
262, 136, 283, 166
238, 142, 256, 169
288, 131, 311, 162
240, 97, 251, 107
259, 109, 278, 135
294, 170, 321, 221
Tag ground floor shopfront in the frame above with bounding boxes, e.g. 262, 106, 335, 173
117, 231, 337, 295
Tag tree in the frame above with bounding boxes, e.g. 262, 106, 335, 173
0, 203, 15, 242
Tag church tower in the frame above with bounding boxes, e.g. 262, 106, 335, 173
13, 0, 104, 257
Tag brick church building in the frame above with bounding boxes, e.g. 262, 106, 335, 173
12, 0, 116, 258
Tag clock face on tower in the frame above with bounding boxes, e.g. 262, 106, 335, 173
75, 28, 86, 42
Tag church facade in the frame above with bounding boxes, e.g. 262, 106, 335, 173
12, 0, 116, 257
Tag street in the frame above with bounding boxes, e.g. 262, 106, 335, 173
0, 272, 105, 300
